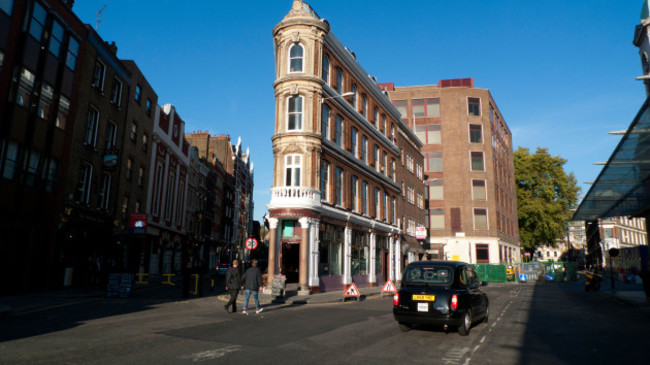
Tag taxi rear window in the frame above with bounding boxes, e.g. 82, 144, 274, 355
403, 266, 452, 285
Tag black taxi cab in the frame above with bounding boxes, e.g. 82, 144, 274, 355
392, 261, 489, 336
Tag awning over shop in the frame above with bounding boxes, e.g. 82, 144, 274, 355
573, 97, 650, 221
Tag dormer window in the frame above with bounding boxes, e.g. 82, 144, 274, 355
289, 43, 304, 73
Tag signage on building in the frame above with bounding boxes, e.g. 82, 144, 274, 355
103, 154, 118, 170
129, 214, 148, 234
245, 237, 258, 250
415, 226, 427, 240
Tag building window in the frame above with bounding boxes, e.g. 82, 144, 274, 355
373, 107, 379, 127
416, 163, 423, 179
287, 95, 303, 130
361, 94, 367, 119
430, 208, 444, 229
406, 153, 414, 172
138, 167, 145, 187
381, 115, 387, 134
382, 151, 387, 175
92, 59, 106, 90
321, 104, 330, 139
130, 121, 137, 142
351, 127, 357, 157
350, 175, 358, 211
0, 0, 13, 15
105, 121, 117, 150
374, 145, 379, 170
374, 187, 380, 218
142, 133, 148, 152
176, 181, 185, 225
336, 67, 343, 94
285, 154, 301, 186
335, 167, 343, 206
56, 95, 70, 130
126, 158, 133, 180
474, 208, 488, 230
165, 173, 176, 221
412, 98, 440, 118
335, 115, 343, 148
393, 100, 407, 117
99, 173, 111, 210
146, 99, 152, 116
392, 197, 396, 224
1, 140, 18, 180
383, 192, 389, 221
415, 125, 441, 144
361, 181, 368, 215
426, 152, 442, 172
152, 162, 163, 216
110, 77, 123, 106
14, 68, 35, 108
476, 244, 489, 263
135, 84, 142, 103
28, 2, 46, 41
77, 162, 93, 204
391, 124, 396, 143
289, 43, 304, 73
322, 54, 330, 83
37, 83, 54, 120
49, 20, 64, 57
468, 97, 481, 116
351, 84, 357, 108
472, 180, 486, 200
66, 37, 79, 70
390, 158, 396, 180
84, 107, 100, 147
23, 150, 40, 187
469, 124, 482, 143
320, 160, 329, 201
428, 179, 444, 200
361, 135, 367, 163
407, 185, 415, 204
417, 192, 424, 209
42, 157, 58, 192
471, 151, 484, 171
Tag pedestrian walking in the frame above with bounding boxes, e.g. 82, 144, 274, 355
224, 260, 242, 313
241, 259, 264, 315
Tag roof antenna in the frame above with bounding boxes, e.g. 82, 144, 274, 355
95, 5, 107, 30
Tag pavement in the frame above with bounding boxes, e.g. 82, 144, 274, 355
0, 278, 386, 317
2, 274, 649, 317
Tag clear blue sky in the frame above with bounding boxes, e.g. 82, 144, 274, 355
72, 0, 646, 223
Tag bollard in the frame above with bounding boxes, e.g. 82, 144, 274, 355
161, 273, 176, 286
135, 273, 149, 284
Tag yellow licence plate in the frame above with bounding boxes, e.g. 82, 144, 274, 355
412, 294, 435, 301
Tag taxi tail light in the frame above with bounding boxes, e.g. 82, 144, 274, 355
393, 293, 399, 306
451, 294, 458, 310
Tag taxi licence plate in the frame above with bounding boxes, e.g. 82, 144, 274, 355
412, 294, 436, 301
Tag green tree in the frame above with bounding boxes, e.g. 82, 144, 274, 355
514, 147, 580, 256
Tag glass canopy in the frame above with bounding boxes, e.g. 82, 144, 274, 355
572, 97, 650, 221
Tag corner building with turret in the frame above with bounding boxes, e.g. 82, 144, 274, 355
266, 1, 425, 294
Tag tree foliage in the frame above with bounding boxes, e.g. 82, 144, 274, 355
514, 147, 580, 254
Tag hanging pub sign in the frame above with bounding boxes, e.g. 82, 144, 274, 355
129, 213, 147, 234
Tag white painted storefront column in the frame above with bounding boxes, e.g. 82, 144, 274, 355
308, 218, 320, 288
394, 237, 402, 283
389, 235, 395, 282
298, 217, 311, 294
343, 226, 352, 286
369, 232, 376, 285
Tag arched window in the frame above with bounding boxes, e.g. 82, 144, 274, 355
287, 95, 303, 130
336, 67, 343, 94
289, 43, 304, 73
351, 84, 357, 108
321, 104, 330, 139
322, 54, 330, 83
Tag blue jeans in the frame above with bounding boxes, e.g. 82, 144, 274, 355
244, 289, 259, 310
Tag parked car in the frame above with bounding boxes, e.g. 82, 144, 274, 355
216, 264, 230, 276
392, 261, 489, 336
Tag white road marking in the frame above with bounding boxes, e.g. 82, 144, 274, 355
179, 346, 242, 362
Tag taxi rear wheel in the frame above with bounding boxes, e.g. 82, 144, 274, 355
458, 310, 472, 336
398, 322, 411, 332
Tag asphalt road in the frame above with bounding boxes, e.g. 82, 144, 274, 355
0, 279, 648, 364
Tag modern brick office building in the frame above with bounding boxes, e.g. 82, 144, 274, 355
266, 0, 425, 293
381, 79, 521, 264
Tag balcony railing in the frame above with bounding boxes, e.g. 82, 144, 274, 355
268, 186, 321, 209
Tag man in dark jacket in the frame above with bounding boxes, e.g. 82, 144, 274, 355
241, 259, 264, 315
224, 260, 242, 313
